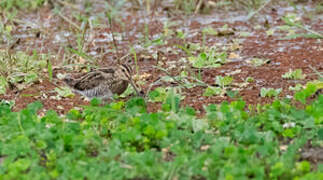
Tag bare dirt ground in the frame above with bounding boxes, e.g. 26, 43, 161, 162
0, 1, 322, 115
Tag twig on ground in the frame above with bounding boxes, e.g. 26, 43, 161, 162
194, 0, 204, 14
153, 66, 211, 88
247, 0, 272, 20
56, 12, 81, 30
144, 78, 163, 100
309, 66, 323, 78
292, 23, 323, 38
153, 66, 189, 90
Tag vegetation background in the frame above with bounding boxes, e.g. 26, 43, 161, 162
0, 0, 322, 179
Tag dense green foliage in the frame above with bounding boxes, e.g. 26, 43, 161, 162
0, 87, 322, 179
0, 0, 46, 11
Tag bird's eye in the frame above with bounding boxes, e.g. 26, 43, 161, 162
122, 69, 125, 72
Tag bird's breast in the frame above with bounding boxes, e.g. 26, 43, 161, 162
111, 80, 129, 95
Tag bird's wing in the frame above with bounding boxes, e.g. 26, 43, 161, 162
73, 70, 114, 91
95, 68, 115, 74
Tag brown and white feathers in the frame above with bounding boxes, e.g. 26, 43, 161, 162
63, 64, 140, 100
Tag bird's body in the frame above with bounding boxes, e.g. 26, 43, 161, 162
63, 64, 139, 100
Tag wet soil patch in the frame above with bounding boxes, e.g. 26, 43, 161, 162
1, 1, 322, 115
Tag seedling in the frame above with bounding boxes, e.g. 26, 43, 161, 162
294, 82, 319, 104
203, 76, 233, 97
202, 27, 218, 36
239, 31, 252, 37
188, 49, 227, 68
260, 87, 282, 98
176, 29, 186, 39
162, 87, 182, 112
0, 51, 48, 92
215, 75, 233, 88
266, 29, 275, 36
203, 86, 222, 97
162, 21, 175, 37
148, 87, 167, 102
245, 76, 255, 83
289, 84, 303, 91
55, 86, 75, 98
282, 69, 305, 80
247, 58, 270, 67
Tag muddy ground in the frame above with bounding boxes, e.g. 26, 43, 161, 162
0, 1, 322, 115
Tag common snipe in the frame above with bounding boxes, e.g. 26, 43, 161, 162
63, 64, 141, 100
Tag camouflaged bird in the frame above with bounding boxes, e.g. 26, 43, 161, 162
63, 64, 141, 100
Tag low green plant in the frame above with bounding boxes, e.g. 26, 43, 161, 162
260, 87, 282, 98
0, 0, 48, 22
245, 76, 255, 83
202, 27, 218, 36
188, 48, 227, 68
289, 84, 303, 91
0, 51, 48, 94
281, 13, 323, 39
203, 86, 222, 97
0, 89, 322, 179
0, 21, 13, 43
173, 0, 197, 14
247, 57, 270, 67
202, 76, 233, 97
148, 87, 168, 102
215, 75, 233, 88
0, 0, 46, 11
54, 86, 75, 98
294, 82, 319, 104
282, 69, 306, 80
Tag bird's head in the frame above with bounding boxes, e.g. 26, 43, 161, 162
117, 64, 144, 97
117, 64, 133, 81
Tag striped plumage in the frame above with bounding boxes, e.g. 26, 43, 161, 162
63, 64, 140, 100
